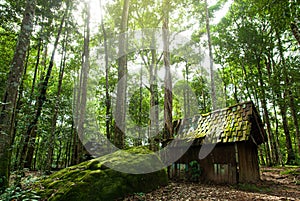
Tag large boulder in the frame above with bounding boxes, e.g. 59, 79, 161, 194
35, 147, 168, 201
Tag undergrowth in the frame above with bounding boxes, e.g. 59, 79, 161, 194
0, 173, 42, 201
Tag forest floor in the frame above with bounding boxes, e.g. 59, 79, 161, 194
122, 166, 300, 201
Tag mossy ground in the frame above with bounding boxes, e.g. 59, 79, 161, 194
34, 147, 168, 201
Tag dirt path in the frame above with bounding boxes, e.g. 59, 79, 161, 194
123, 167, 300, 201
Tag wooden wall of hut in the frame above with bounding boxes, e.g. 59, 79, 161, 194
237, 141, 260, 183
169, 140, 260, 184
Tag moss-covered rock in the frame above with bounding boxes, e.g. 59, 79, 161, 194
35, 147, 168, 201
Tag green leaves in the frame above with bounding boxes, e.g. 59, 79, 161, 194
0, 185, 41, 201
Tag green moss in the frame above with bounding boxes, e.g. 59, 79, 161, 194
34, 147, 168, 201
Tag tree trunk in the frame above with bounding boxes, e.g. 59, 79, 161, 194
256, 60, 274, 165
20, 2, 69, 169
65, 129, 72, 167
55, 118, 64, 169
11, 46, 30, 171
71, 113, 78, 165
72, 41, 83, 165
46, 26, 68, 172
204, 0, 216, 110
185, 61, 190, 117
30, 37, 42, 99
100, 0, 111, 142
114, 0, 130, 149
279, 96, 296, 164
259, 146, 265, 166
275, 28, 296, 164
32, 137, 40, 170
162, 0, 173, 145
149, 48, 159, 151
77, 1, 90, 163
288, 92, 300, 155
266, 56, 281, 164
0, 0, 36, 189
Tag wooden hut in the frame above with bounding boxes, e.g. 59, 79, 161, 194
168, 101, 266, 184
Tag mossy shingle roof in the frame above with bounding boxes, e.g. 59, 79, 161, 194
174, 101, 266, 145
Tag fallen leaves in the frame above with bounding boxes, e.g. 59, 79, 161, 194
123, 167, 300, 201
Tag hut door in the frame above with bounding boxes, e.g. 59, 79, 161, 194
213, 163, 229, 183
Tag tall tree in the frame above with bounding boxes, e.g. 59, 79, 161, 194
100, 0, 111, 142
114, 0, 130, 149
19, 0, 70, 169
149, 47, 160, 151
162, 0, 172, 143
275, 28, 296, 164
0, 0, 36, 189
204, 0, 216, 110
76, 1, 90, 163
46, 24, 69, 172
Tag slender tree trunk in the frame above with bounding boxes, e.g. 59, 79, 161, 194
65, 119, 74, 168
114, 0, 130, 149
265, 56, 280, 164
46, 27, 68, 172
204, 0, 216, 110
20, 2, 69, 169
0, 0, 36, 189
288, 93, 300, 155
272, 103, 282, 164
259, 146, 265, 166
100, 0, 111, 142
134, 66, 143, 146
149, 48, 159, 151
71, 113, 78, 165
275, 28, 296, 164
77, 1, 90, 163
162, 0, 172, 178
11, 47, 30, 171
56, 139, 62, 169
32, 137, 40, 170
39, 45, 48, 80
30, 37, 42, 99
240, 60, 253, 101
279, 96, 295, 164
72, 43, 83, 165
256, 60, 274, 165
71, 52, 83, 165
162, 0, 172, 144
65, 131, 71, 167
185, 61, 190, 117
55, 118, 64, 169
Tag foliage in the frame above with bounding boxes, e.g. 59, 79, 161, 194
212, 0, 300, 165
188, 160, 201, 182
0, 186, 40, 201
0, 174, 41, 201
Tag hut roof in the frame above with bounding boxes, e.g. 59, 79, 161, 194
174, 101, 267, 145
